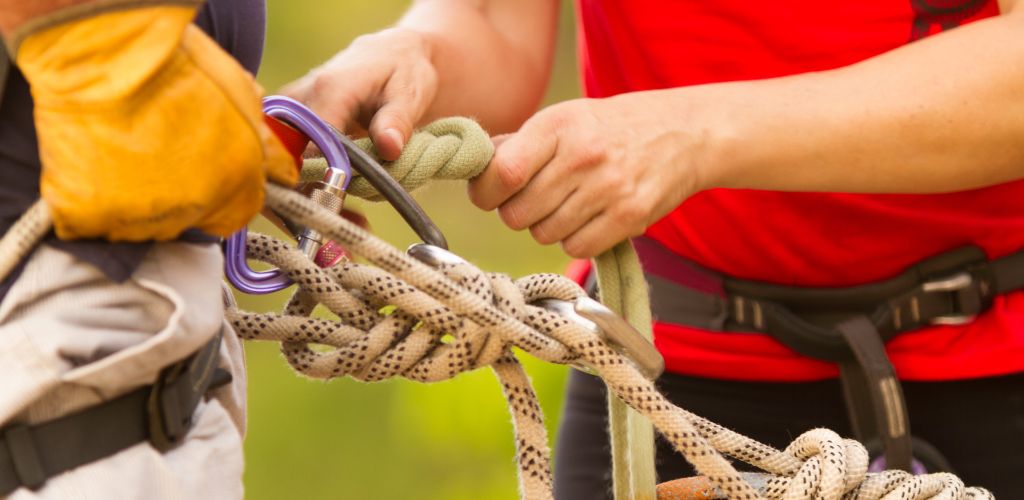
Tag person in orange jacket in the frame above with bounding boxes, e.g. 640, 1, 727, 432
285, 0, 1024, 497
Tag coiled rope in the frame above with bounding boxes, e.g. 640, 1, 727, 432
0, 120, 994, 500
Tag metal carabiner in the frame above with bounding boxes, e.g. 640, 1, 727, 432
536, 297, 665, 380
409, 244, 664, 380
224, 96, 352, 294
226, 96, 450, 294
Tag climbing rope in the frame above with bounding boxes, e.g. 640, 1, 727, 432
0, 120, 995, 500
301, 117, 494, 199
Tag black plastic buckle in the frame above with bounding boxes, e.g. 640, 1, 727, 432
146, 362, 189, 452
3, 425, 46, 490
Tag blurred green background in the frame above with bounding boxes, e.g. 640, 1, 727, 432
241, 2, 582, 499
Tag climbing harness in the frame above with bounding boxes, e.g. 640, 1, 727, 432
634, 235, 1024, 477
0, 97, 997, 499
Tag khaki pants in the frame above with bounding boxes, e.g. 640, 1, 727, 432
0, 243, 246, 499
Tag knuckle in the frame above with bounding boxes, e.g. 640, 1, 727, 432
530, 224, 556, 245
466, 181, 488, 209
498, 203, 527, 230
537, 105, 572, 130
614, 201, 647, 227
349, 32, 380, 49
561, 239, 593, 259
573, 144, 607, 170
310, 70, 340, 98
495, 157, 529, 193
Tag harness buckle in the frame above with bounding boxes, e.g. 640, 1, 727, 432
146, 361, 188, 451
920, 271, 978, 326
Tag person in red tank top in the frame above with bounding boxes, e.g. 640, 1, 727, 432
286, 0, 1024, 496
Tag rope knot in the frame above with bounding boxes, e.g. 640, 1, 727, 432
302, 117, 494, 201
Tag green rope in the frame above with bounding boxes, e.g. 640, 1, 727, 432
301, 117, 493, 200
303, 116, 657, 499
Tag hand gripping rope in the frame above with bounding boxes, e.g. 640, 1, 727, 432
0, 98, 996, 500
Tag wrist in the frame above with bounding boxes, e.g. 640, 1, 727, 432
672, 82, 768, 193
639, 87, 743, 195
4, 0, 200, 55
18, 4, 198, 102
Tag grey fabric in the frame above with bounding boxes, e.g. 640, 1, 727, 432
0, 242, 246, 499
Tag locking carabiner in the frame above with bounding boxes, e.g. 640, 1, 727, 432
225, 96, 449, 294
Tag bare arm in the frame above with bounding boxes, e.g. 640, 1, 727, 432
470, 1, 1024, 257
283, 0, 558, 159
400, 0, 558, 131
0, 0, 85, 35
703, 0, 1024, 194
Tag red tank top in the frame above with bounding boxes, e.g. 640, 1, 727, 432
575, 0, 1024, 381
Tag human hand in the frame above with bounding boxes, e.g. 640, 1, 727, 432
281, 28, 439, 161
18, 4, 298, 241
467, 92, 714, 258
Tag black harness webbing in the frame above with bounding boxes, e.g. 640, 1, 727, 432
0, 330, 231, 496
0, 49, 8, 107
634, 236, 1024, 472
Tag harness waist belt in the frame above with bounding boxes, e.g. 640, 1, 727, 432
634, 237, 1024, 361
0, 330, 232, 496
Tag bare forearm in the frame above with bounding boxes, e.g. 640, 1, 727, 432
398, 0, 557, 133
0, 0, 84, 35
1, 0, 199, 52
691, 8, 1024, 194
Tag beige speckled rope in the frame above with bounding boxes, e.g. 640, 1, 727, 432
237, 183, 996, 500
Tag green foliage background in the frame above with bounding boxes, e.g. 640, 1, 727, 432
242, 2, 581, 498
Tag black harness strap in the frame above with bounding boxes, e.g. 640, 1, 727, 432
0, 49, 8, 107
0, 330, 231, 496
836, 317, 912, 472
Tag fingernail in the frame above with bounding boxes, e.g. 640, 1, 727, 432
385, 128, 405, 152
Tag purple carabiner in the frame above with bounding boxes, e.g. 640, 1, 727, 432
224, 96, 353, 294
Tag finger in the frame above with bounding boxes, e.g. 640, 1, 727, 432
490, 133, 513, 149
279, 73, 313, 102
560, 211, 635, 259
527, 188, 603, 245
280, 70, 361, 130
468, 127, 557, 211
367, 65, 437, 161
497, 154, 581, 231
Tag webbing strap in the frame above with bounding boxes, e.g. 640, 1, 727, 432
836, 317, 913, 472
596, 242, 658, 499
990, 250, 1024, 293
0, 49, 9, 107
0, 331, 229, 495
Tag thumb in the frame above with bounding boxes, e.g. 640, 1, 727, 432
368, 115, 409, 162
367, 67, 436, 161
